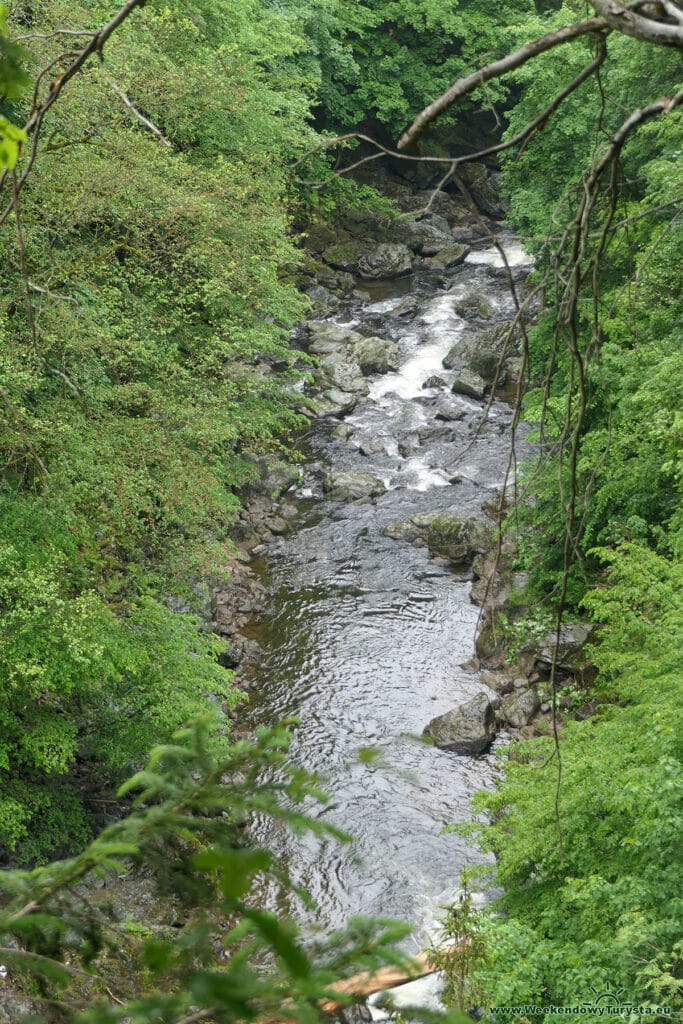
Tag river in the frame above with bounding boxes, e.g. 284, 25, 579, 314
241, 232, 531, 950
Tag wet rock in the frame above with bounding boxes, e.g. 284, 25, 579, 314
352, 335, 399, 375
322, 471, 387, 501
435, 395, 469, 421
219, 640, 244, 669
331, 423, 356, 441
499, 687, 541, 728
452, 292, 497, 321
357, 243, 413, 279
389, 213, 453, 254
265, 516, 288, 535
314, 354, 369, 395
306, 284, 340, 315
384, 512, 491, 564
358, 437, 389, 457
306, 320, 363, 354
423, 693, 496, 755
398, 434, 420, 456
475, 617, 507, 668
316, 389, 358, 417
386, 295, 419, 318
452, 367, 488, 400
322, 237, 367, 273
458, 162, 507, 219
422, 374, 447, 389
466, 350, 506, 388
417, 424, 457, 443
442, 337, 472, 369
424, 243, 471, 269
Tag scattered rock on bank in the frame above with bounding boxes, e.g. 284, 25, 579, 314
423, 693, 496, 755
498, 687, 541, 729
322, 470, 387, 501
535, 622, 597, 686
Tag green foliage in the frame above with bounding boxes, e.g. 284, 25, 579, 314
286, 0, 537, 140
0, 720, 470, 1024
428, 881, 488, 1012
465, 545, 683, 1012
0, 0, 334, 860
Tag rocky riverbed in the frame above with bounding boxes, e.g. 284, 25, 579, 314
208, 178, 596, 950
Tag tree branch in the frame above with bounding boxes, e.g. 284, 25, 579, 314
588, 0, 683, 46
0, 0, 147, 223
397, 18, 608, 150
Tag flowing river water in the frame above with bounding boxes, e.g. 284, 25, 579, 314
241, 233, 532, 951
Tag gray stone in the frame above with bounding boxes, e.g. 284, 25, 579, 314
466, 350, 506, 388
423, 693, 496, 755
452, 367, 487, 400
387, 295, 419, 318
357, 243, 413, 279
422, 374, 447, 389
435, 395, 469, 421
307, 320, 362, 354
417, 424, 457, 444
322, 471, 387, 501
322, 237, 366, 273
426, 243, 471, 268
398, 434, 420, 456
535, 622, 596, 685
316, 389, 358, 417
500, 687, 541, 729
306, 284, 340, 315
331, 423, 356, 441
352, 335, 399, 375
359, 438, 389, 457
383, 512, 491, 564
452, 293, 497, 321
314, 354, 369, 395
442, 337, 471, 369
389, 213, 453, 254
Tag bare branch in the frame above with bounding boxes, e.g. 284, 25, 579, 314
102, 73, 172, 148
28, 281, 78, 302
397, 19, 608, 150
588, 0, 683, 46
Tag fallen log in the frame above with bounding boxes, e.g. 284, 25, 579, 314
318, 949, 438, 1013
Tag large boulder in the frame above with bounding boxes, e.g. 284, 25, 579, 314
458, 162, 507, 219
322, 471, 387, 501
352, 335, 399, 375
423, 693, 496, 755
442, 336, 472, 369
357, 243, 413, 279
466, 351, 506, 388
452, 292, 497, 321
